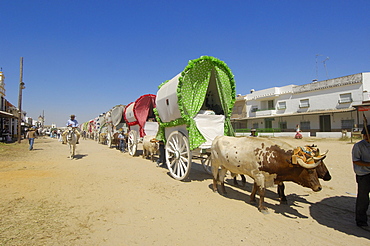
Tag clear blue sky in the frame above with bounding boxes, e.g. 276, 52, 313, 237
1, 0, 369, 127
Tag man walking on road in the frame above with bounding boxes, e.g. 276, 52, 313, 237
26, 126, 37, 150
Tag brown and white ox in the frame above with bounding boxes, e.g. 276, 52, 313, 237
211, 136, 328, 213
233, 144, 331, 204
142, 135, 159, 162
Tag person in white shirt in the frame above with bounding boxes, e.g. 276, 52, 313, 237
62, 115, 81, 144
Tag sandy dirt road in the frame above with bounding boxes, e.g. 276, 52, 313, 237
0, 136, 369, 245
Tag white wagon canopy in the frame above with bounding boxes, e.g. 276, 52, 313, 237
155, 56, 236, 150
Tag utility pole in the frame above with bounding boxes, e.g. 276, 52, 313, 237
17, 57, 25, 143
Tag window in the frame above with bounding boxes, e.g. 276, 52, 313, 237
251, 106, 258, 112
299, 99, 310, 108
341, 119, 354, 130
237, 106, 242, 114
278, 101, 286, 110
265, 118, 273, 129
252, 123, 259, 129
267, 100, 274, 109
339, 93, 352, 104
300, 121, 310, 130
279, 121, 287, 130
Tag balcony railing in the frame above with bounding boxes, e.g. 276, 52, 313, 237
255, 108, 277, 117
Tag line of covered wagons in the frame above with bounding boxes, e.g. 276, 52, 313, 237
79, 56, 330, 213
80, 56, 235, 181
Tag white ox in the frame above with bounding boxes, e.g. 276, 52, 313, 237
142, 135, 159, 162
211, 136, 327, 213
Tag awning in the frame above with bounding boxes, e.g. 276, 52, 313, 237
357, 106, 370, 111
352, 103, 370, 112
0, 110, 18, 118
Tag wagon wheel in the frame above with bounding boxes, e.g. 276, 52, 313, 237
201, 154, 212, 175
165, 131, 192, 181
127, 130, 138, 156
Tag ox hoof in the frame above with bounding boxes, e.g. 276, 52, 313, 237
258, 207, 269, 214
280, 200, 288, 205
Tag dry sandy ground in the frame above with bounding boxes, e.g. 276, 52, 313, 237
0, 136, 369, 245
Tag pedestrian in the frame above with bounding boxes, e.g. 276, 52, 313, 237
118, 130, 126, 152
26, 126, 37, 150
295, 124, 302, 139
352, 124, 370, 229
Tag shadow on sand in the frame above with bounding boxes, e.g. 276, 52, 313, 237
29, 148, 43, 151
209, 179, 370, 239
209, 179, 312, 218
160, 161, 213, 182
70, 154, 88, 160
310, 196, 370, 239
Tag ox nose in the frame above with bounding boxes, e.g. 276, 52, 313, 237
323, 173, 332, 181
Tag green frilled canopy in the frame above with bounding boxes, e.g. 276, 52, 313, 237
154, 56, 236, 150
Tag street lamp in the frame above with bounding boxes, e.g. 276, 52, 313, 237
17, 57, 25, 143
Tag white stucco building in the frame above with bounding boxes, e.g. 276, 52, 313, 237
231, 72, 370, 137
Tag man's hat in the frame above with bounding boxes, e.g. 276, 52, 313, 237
70, 114, 75, 118
361, 125, 370, 134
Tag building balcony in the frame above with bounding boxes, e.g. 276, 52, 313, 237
231, 112, 247, 119
255, 108, 277, 117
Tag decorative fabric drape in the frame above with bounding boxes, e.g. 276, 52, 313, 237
155, 56, 236, 150
124, 94, 156, 138
134, 94, 156, 137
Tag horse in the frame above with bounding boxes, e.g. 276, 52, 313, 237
66, 127, 77, 159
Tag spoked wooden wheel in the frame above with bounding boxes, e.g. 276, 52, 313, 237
201, 154, 212, 175
127, 130, 137, 156
165, 131, 192, 181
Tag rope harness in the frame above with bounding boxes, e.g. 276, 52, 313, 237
292, 144, 320, 165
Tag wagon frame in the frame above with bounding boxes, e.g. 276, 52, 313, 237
123, 94, 158, 156
154, 56, 236, 180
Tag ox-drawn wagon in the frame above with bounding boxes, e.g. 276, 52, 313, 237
104, 104, 126, 148
154, 56, 236, 180
124, 94, 158, 156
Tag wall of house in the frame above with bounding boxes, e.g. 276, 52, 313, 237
231, 72, 370, 137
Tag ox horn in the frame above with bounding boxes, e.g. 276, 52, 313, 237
296, 157, 321, 169
313, 150, 329, 161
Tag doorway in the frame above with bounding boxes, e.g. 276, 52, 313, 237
319, 115, 331, 132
